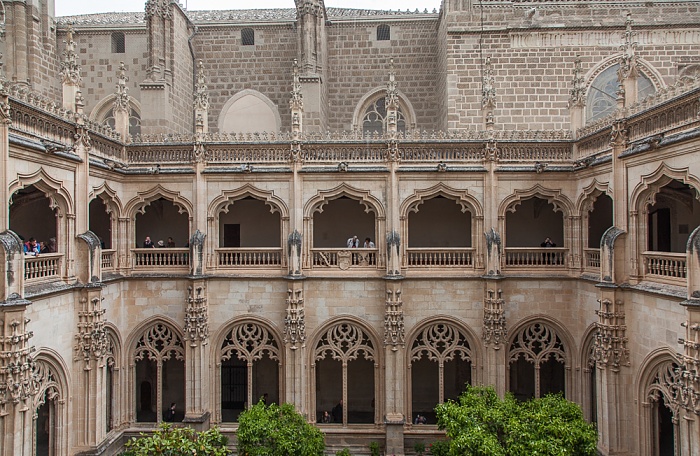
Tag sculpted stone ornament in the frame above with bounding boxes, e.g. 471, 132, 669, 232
569, 55, 585, 108
113, 62, 130, 114
384, 289, 405, 349
593, 298, 630, 372
1, 314, 37, 406
189, 230, 206, 276
483, 289, 507, 347
618, 14, 639, 80
386, 230, 401, 276
184, 285, 209, 347
193, 60, 209, 111
484, 228, 502, 276
482, 56, 496, 110
287, 230, 302, 275
75, 296, 108, 368
59, 24, 82, 86
284, 288, 306, 348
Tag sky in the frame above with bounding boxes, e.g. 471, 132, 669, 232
55, 0, 444, 17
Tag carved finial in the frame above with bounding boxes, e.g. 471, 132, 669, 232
569, 55, 585, 108
113, 62, 130, 113
59, 23, 82, 86
618, 14, 638, 80
193, 60, 209, 111
482, 56, 496, 110
290, 59, 303, 134
385, 58, 399, 135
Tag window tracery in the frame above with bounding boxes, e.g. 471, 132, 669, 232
587, 63, 655, 122
509, 322, 567, 399
315, 323, 375, 363
220, 322, 280, 364
410, 323, 472, 365
133, 323, 184, 363
361, 96, 405, 136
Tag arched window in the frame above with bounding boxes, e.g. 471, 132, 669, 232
641, 359, 680, 456
362, 96, 406, 136
241, 28, 255, 46
102, 106, 141, 137
587, 63, 655, 122
219, 90, 281, 134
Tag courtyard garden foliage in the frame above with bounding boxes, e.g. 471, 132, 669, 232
120, 423, 229, 455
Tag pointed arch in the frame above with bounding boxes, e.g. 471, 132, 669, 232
577, 179, 612, 214
499, 184, 574, 217
351, 86, 417, 131
580, 323, 599, 422
208, 184, 289, 220
90, 94, 143, 122
32, 349, 70, 456
89, 182, 124, 218
124, 185, 193, 218
583, 55, 665, 97
304, 183, 385, 220
218, 89, 281, 134
9, 168, 74, 217
630, 163, 700, 212
400, 183, 483, 218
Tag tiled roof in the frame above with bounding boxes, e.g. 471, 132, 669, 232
56, 7, 438, 26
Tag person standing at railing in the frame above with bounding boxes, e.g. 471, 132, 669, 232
363, 237, 375, 248
24, 238, 40, 256
540, 237, 557, 265
143, 236, 156, 248
346, 235, 359, 248
167, 237, 175, 248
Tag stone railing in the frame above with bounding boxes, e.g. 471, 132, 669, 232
24, 253, 62, 283
401, 145, 484, 162
642, 251, 687, 283
497, 144, 572, 161
627, 86, 700, 143
216, 248, 284, 268
131, 248, 190, 270
309, 248, 379, 270
127, 146, 193, 164
101, 249, 116, 271
584, 248, 601, 271
405, 248, 474, 268
208, 146, 290, 163
301, 145, 385, 162
503, 247, 568, 268
9, 97, 75, 148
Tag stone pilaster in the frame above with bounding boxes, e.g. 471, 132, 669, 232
483, 287, 507, 395
295, 0, 328, 131
73, 92, 91, 236
283, 281, 306, 414
73, 286, 109, 449
0, 297, 36, 456
183, 280, 210, 429
59, 24, 82, 111
384, 280, 405, 456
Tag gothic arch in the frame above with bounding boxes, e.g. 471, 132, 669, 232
304, 183, 385, 220
406, 315, 482, 370
104, 324, 122, 431
577, 179, 612, 215
399, 183, 483, 218
124, 185, 193, 218
212, 316, 284, 421
507, 316, 576, 400
499, 184, 574, 217
309, 316, 382, 425
637, 349, 682, 456
32, 350, 70, 456
218, 89, 281, 134
89, 182, 124, 219
208, 184, 289, 221
580, 323, 599, 422
583, 55, 665, 99
90, 94, 143, 122
351, 86, 417, 131
9, 168, 74, 217
629, 163, 700, 213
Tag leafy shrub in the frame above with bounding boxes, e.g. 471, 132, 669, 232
428, 440, 450, 456
414, 441, 426, 455
369, 441, 381, 456
121, 423, 229, 455
335, 449, 351, 456
435, 385, 597, 456
237, 401, 325, 456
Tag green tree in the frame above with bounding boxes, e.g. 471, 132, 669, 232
435, 385, 597, 456
121, 423, 229, 455
236, 401, 325, 456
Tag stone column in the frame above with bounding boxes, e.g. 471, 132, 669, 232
283, 280, 307, 415
183, 280, 210, 430
0, 76, 11, 231
384, 279, 405, 456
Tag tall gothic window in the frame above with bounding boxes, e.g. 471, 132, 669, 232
219, 322, 280, 422
587, 63, 655, 122
410, 322, 472, 424
643, 360, 680, 456
508, 322, 566, 400
362, 97, 406, 136
133, 323, 185, 423
315, 322, 376, 425
34, 358, 65, 456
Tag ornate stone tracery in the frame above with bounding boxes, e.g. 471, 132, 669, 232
410, 322, 472, 365
133, 323, 184, 363
220, 322, 280, 364
509, 322, 565, 366
315, 322, 375, 363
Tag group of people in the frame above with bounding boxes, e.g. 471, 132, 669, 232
320, 399, 344, 423
23, 237, 56, 256
346, 236, 375, 248
143, 236, 176, 248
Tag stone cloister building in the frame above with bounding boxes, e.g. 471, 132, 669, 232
0, 0, 699, 454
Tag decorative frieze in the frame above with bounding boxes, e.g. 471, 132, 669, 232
74, 296, 108, 368
384, 288, 405, 349
184, 285, 209, 347
510, 28, 700, 49
483, 289, 506, 347
283, 288, 305, 348
593, 298, 630, 372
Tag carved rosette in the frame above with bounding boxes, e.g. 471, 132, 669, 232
483, 289, 507, 347
193, 60, 209, 111
674, 320, 700, 414
384, 289, 405, 349
0, 316, 37, 408
59, 24, 83, 86
74, 296, 109, 368
569, 55, 585, 108
184, 285, 209, 347
482, 56, 496, 110
283, 288, 306, 348
592, 298, 630, 372
113, 62, 130, 114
